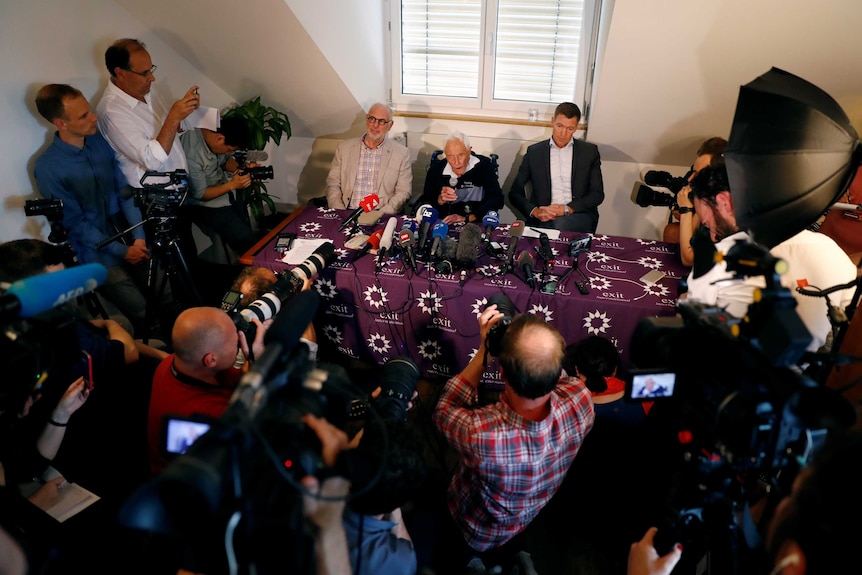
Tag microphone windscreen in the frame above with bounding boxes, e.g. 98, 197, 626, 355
483, 210, 500, 229
6, 263, 108, 317
432, 221, 449, 239
367, 230, 383, 249
441, 237, 458, 260
263, 290, 320, 351
414, 203, 433, 222
455, 223, 483, 267
420, 206, 439, 223
360, 193, 380, 212
379, 217, 398, 251
510, 220, 525, 238
244, 150, 269, 163
517, 250, 534, 267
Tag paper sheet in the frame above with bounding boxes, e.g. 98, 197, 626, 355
523, 227, 561, 240
281, 238, 334, 265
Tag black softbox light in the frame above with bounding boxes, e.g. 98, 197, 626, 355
726, 67, 862, 248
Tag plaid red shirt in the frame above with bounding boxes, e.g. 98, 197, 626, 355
433, 374, 595, 551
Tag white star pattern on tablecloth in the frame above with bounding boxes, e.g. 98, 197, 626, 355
363, 285, 389, 309
472, 298, 489, 317
589, 277, 612, 291
417, 290, 442, 314
315, 278, 338, 300
636, 238, 657, 245
322, 325, 343, 344
317, 207, 336, 214
645, 283, 671, 297
418, 340, 442, 360
477, 264, 502, 277
583, 310, 612, 335
637, 256, 662, 269
587, 251, 609, 263
529, 304, 554, 322
368, 333, 392, 354
299, 222, 321, 233
334, 247, 349, 260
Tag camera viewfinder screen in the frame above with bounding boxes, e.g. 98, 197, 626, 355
628, 371, 676, 401
165, 418, 211, 455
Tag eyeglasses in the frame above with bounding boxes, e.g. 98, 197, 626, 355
366, 115, 391, 126
126, 64, 157, 78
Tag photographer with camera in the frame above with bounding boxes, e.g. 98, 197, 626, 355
180, 117, 261, 255
685, 163, 856, 352
432, 298, 594, 571
33, 83, 153, 337
146, 306, 270, 474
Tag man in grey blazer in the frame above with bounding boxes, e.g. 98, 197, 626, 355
509, 102, 604, 233
325, 103, 412, 215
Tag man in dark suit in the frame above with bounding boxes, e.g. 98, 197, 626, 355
509, 102, 604, 233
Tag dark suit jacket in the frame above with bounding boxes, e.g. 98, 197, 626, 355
509, 139, 604, 231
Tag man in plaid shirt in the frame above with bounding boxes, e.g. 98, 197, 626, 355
433, 306, 595, 556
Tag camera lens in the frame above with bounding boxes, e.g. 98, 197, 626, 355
373, 357, 420, 421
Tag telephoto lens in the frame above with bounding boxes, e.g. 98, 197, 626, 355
372, 357, 420, 421
485, 292, 517, 356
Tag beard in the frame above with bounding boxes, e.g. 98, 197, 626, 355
712, 212, 739, 242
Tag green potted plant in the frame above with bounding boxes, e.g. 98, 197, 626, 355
222, 96, 291, 228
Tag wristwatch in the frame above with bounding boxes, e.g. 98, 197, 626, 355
677, 207, 695, 215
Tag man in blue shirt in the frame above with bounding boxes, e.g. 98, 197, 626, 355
33, 84, 154, 337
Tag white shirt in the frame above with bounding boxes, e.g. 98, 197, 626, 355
96, 81, 188, 188
684, 230, 764, 318
549, 138, 573, 206
770, 230, 857, 352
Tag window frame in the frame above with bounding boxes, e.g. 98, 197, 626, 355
388, 0, 603, 121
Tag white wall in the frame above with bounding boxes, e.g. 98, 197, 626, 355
0, 0, 235, 244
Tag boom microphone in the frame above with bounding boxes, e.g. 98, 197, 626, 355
518, 251, 536, 288
376, 217, 399, 273
430, 221, 449, 259
0, 263, 108, 320
338, 193, 380, 232
506, 220, 525, 271
481, 210, 500, 242
353, 230, 383, 262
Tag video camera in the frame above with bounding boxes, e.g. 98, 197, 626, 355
133, 170, 189, 218
631, 168, 694, 208
24, 197, 63, 220
119, 289, 421, 575
233, 150, 274, 181
484, 292, 517, 357
628, 241, 855, 572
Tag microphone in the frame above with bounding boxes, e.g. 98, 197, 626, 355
417, 206, 439, 254
399, 230, 418, 272
481, 210, 500, 242
376, 217, 399, 272
353, 230, 383, 262
448, 175, 459, 188
243, 150, 269, 163
430, 221, 449, 259
414, 203, 433, 224
455, 223, 483, 271
506, 220, 525, 271
338, 193, 380, 232
0, 263, 108, 320
401, 218, 417, 234
538, 232, 554, 266
518, 251, 536, 288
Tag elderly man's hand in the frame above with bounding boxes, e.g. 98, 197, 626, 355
439, 186, 458, 204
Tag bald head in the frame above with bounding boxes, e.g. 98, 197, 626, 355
172, 307, 238, 374
499, 314, 565, 399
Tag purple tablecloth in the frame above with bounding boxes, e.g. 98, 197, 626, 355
252, 207, 687, 387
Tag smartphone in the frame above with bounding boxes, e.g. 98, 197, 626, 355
541, 279, 558, 294
274, 232, 296, 253
626, 370, 676, 401
80, 350, 93, 392
640, 269, 667, 286
161, 415, 213, 459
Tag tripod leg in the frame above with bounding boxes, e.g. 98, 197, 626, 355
164, 238, 203, 307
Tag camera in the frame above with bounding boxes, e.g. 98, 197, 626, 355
24, 197, 63, 220
644, 169, 691, 194
233, 150, 274, 181
485, 292, 517, 356
230, 242, 335, 341
568, 235, 592, 256
371, 357, 420, 421
631, 168, 694, 208
134, 170, 189, 217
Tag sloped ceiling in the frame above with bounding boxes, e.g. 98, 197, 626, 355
115, 0, 365, 139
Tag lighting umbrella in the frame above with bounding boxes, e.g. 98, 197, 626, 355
725, 67, 861, 248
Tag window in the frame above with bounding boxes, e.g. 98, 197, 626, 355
391, 0, 602, 118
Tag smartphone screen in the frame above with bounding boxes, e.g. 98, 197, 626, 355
80, 350, 93, 392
